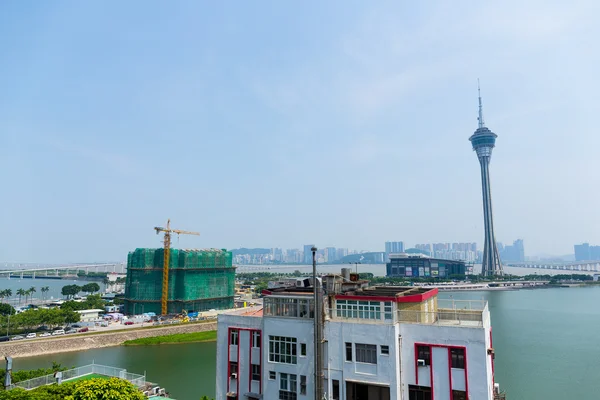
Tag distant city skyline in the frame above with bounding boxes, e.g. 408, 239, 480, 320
2, 2, 599, 263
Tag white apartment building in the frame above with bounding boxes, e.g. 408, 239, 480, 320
216, 272, 500, 400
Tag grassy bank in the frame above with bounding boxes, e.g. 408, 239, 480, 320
122, 330, 217, 346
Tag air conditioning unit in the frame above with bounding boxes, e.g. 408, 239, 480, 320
231, 373, 238, 379
417, 359, 426, 366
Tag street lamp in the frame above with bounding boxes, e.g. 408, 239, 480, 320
6, 308, 12, 338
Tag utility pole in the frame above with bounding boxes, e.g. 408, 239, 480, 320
312, 247, 323, 400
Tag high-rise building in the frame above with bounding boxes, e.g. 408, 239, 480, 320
574, 243, 600, 261
303, 244, 315, 264
499, 239, 525, 263
469, 85, 503, 276
574, 243, 591, 261
385, 241, 405, 254
325, 247, 337, 263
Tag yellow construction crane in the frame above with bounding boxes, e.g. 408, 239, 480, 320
154, 219, 200, 315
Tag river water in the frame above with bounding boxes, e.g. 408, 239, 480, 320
10, 285, 600, 400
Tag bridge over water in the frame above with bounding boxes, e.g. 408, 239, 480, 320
0, 263, 126, 279
506, 261, 600, 273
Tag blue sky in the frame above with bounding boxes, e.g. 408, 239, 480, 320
1, 0, 599, 263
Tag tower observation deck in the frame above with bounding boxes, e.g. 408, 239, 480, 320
469, 84, 503, 276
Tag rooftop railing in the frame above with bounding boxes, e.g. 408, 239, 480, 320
328, 299, 487, 327
10, 363, 146, 391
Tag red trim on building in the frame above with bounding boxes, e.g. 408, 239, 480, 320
236, 333, 241, 400
336, 288, 439, 303
259, 331, 263, 394
227, 327, 262, 398
463, 345, 469, 399
248, 331, 252, 393
397, 288, 439, 303
430, 345, 435, 400
414, 342, 469, 400
414, 344, 419, 385
261, 290, 272, 296
448, 347, 454, 399
226, 328, 233, 395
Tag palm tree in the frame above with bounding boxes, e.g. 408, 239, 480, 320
41, 286, 50, 300
24, 289, 32, 304
28, 286, 36, 302
4, 289, 12, 305
0, 292, 4, 303
16, 288, 25, 304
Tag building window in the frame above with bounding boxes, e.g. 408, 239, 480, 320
332, 380, 340, 400
300, 375, 306, 395
251, 364, 261, 381
265, 296, 313, 319
381, 345, 389, 355
229, 362, 238, 375
452, 390, 467, 400
269, 336, 298, 364
384, 301, 393, 320
252, 331, 261, 348
355, 343, 377, 364
300, 343, 306, 356
230, 329, 238, 345
451, 348, 465, 369
336, 299, 382, 320
417, 345, 431, 366
279, 373, 297, 400
269, 371, 276, 380
409, 384, 432, 400
345, 342, 353, 361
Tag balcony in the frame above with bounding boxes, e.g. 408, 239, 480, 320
328, 300, 487, 327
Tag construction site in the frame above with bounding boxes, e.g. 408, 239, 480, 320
123, 220, 236, 315
124, 247, 235, 315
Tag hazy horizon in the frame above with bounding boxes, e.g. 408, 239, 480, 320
1, 1, 599, 263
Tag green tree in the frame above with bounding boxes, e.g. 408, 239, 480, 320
81, 283, 100, 294
68, 377, 145, 400
28, 287, 36, 300
41, 286, 50, 300
0, 303, 15, 316
4, 289, 12, 303
16, 288, 25, 304
61, 285, 81, 299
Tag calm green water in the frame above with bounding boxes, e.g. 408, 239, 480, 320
441, 286, 600, 400
12, 342, 217, 400
11, 286, 600, 399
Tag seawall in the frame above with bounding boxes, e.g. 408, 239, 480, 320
0, 322, 217, 359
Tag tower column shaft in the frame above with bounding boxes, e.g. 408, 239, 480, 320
479, 157, 502, 276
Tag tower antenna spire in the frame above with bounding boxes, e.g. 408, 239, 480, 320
478, 79, 485, 128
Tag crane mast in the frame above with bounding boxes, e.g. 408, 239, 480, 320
154, 219, 200, 315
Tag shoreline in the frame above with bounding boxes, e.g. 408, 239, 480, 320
122, 330, 217, 346
0, 321, 217, 358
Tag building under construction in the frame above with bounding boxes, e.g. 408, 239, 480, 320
123, 248, 235, 315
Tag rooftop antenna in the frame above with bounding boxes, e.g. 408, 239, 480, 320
478, 79, 485, 128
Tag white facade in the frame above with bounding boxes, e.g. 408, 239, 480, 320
216, 289, 496, 400
76, 309, 104, 322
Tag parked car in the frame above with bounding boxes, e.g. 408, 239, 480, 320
52, 329, 65, 336
0, 336, 9, 342
25, 333, 37, 339
124, 321, 134, 326
11, 335, 24, 341
39, 332, 52, 337
71, 324, 81, 328
78, 327, 89, 333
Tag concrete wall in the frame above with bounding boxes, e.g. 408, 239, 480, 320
0, 322, 217, 359
400, 323, 493, 400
